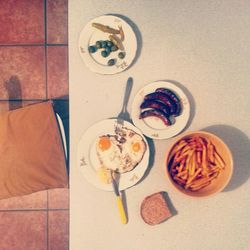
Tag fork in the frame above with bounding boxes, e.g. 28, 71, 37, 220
114, 77, 133, 140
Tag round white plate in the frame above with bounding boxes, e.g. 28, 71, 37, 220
77, 119, 150, 191
78, 15, 137, 74
131, 81, 190, 139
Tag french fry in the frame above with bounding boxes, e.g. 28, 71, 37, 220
208, 142, 215, 164
169, 135, 226, 192
186, 168, 202, 187
173, 176, 186, 185
118, 25, 125, 41
177, 170, 188, 177
214, 151, 225, 169
196, 151, 201, 164
92, 23, 120, 34
170, 140, 187, 155
190, 181, 211, 191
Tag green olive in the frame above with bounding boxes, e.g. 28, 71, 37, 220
95, 41, 102, 49
107, 41, 114, 47
101, 50, 109, 57
107, 59, 116, 66
111, 45, 118, 52
88, 46, 97, 53
118, 52, 126, 59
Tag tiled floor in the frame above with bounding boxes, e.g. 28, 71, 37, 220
0, 1, 69, 250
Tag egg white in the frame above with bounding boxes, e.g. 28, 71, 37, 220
96, 128, 146, 174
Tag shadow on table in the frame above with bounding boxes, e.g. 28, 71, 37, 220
202, 124, 250, 192
136, 136, 155, 186
162, 191, 178, 218
107, 13, 143, 69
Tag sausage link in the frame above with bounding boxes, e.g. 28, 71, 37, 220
139, 109, 172, 126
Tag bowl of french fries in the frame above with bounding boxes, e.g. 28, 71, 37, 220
166, 131, 233, 198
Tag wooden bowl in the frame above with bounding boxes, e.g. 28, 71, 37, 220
165, 131, 233, 198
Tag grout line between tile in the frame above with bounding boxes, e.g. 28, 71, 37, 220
44, 0, 48, 100
45, 45, 48, 99
0, 99, 48, 102
46, 43, 68, 46
44, 0, 47, 45
0, 44, 46, 47
0, 208, 69, 212
0, 44, 68, 47
46, 189, 49, 250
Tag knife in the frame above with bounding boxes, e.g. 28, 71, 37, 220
111, 170, 127, 224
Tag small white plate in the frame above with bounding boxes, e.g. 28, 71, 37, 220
77, 119, 150, 191
131, 81, 190, 139
78, 15, 137, 74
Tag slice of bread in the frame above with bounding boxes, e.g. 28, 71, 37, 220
140, 192, 172, 225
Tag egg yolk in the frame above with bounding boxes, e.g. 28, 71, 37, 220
98, 136, 111, 151
132, 142, 141, 153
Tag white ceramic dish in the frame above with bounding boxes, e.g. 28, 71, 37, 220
131, 81, 190, 139
56, 113, 67, 159
78, 15, 137, 74
77, 119, 150, 191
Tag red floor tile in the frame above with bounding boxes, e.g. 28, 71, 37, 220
47, 0, 68, 44
0, 211, 47, 250
0, 100, 41, 112
48, 188, 69, 209
0, 0, 45, 45
47, 46, 68, 99
0, 191, 47, 210
48, 210, 69, 250
0, 46, 46, 100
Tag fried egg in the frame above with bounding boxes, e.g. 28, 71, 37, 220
96, 135, 121, 171
96, 128, 146, 174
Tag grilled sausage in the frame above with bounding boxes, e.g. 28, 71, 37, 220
140, 99, 171, 116
144, 92, 177, 115
139, 109, 172, 126
155, 88, 182, 116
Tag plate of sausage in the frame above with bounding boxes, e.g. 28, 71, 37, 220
131, 81, 190, 139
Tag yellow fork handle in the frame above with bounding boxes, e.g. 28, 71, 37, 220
116, 196, 127, 224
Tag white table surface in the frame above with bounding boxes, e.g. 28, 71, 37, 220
69, 1, 250, 249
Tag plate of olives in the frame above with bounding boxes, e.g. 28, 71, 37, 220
79, 15, 137, 74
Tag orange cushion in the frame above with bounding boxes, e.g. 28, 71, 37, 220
0, 101, 68, 199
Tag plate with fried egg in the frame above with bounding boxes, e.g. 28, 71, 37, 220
77, 119, 150, 191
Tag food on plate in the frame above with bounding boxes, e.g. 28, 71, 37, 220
101, 50, 108, 57
88, 23, 126, 66
88, 45, 97, 53
96, 127, 147, 174
168, 135, 225, 191
118, 25, 124, 41
96, 167, 112, 184
107, 59, 116, 66
155, 88, 182, 116
144, 92, 177, 114
140, 99, 171, 116
92, 22, 120, 34
118, 51, 126, 59
140, 109, 172, 126
140, 192, 172, 225
109, 34, 123, 50
139, 88, 182, 127
111, 45, 118, 52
